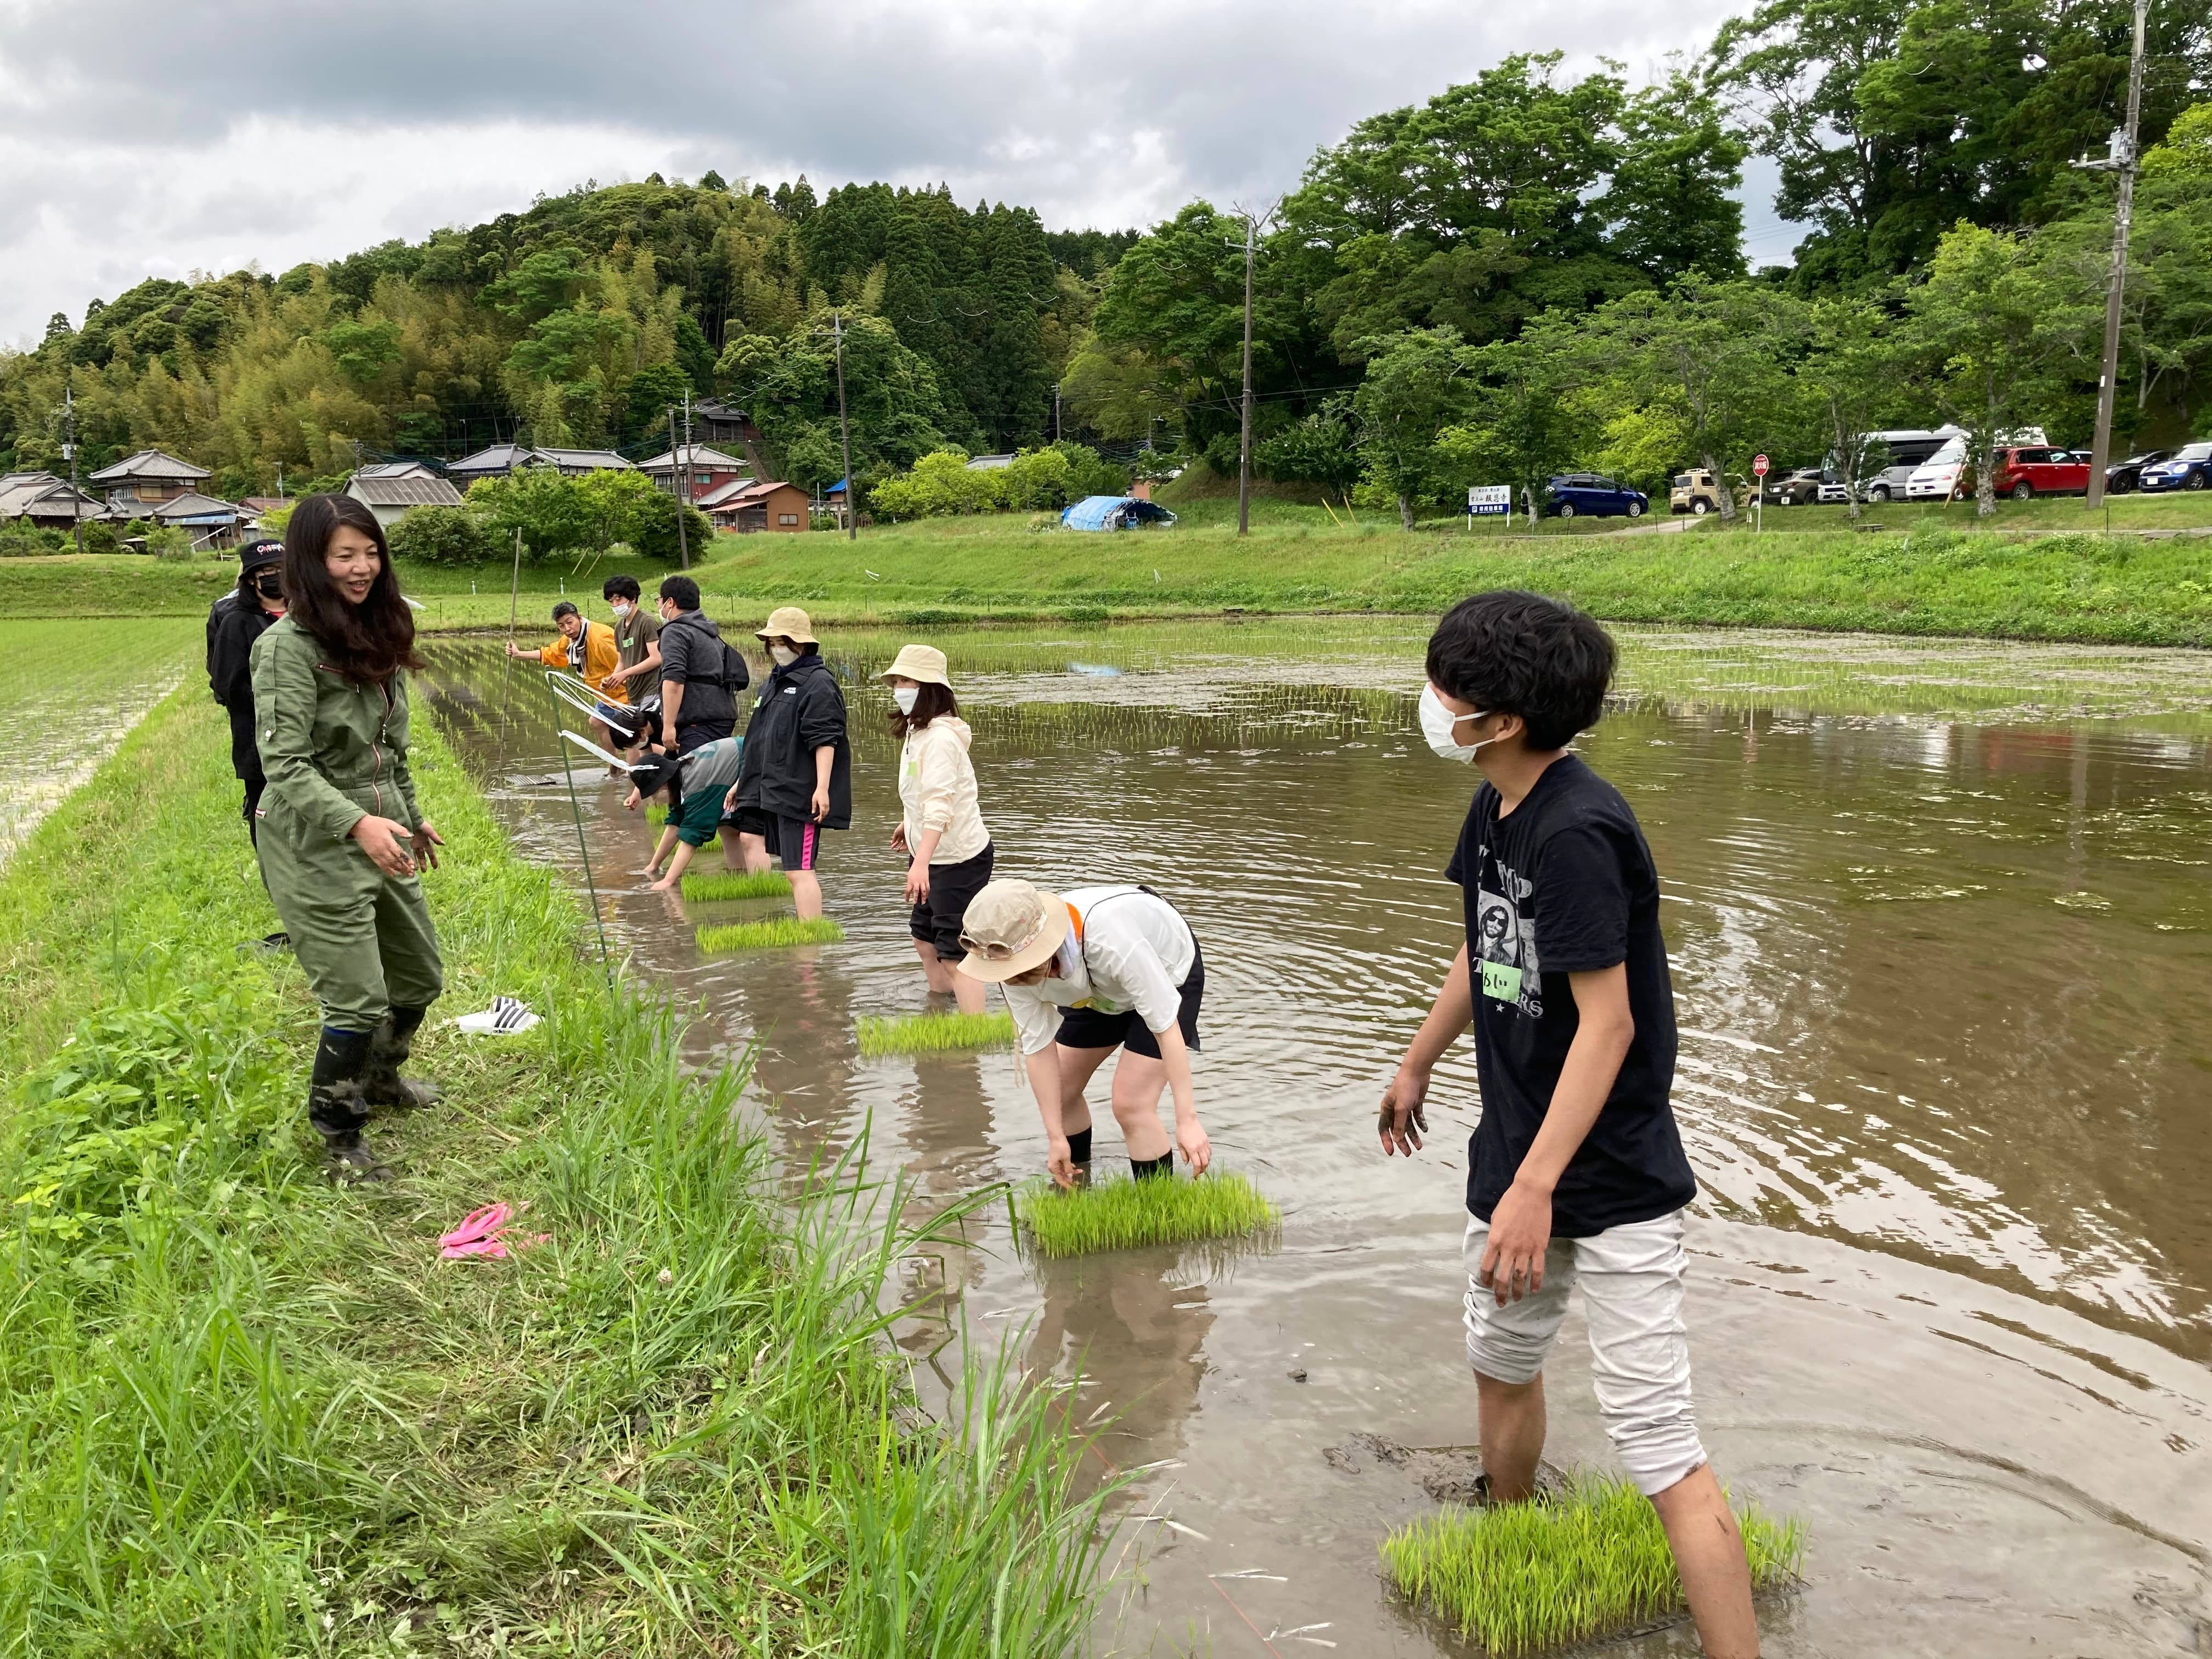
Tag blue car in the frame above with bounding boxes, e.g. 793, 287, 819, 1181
2136, 441, 2211, 493
1545, 473, 1649, 519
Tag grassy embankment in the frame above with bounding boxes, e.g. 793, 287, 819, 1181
0, 694, 1113, 1654
5, 487, 2209, 643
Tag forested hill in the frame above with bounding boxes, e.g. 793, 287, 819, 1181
0, 175, 1134, 499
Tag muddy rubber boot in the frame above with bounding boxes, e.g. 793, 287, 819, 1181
363, 1006, 442, 1113
1066, 1127, 1093, 1187
1130, 1153, 1173, 1181
308, 1027, 390, 1183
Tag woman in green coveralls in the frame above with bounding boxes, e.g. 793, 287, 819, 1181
250, 494, 445, 1181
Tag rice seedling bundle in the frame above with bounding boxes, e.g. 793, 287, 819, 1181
855, 1010, 1016, 1056
696, 917, 845, 953
1018, 1171, 1279, 1257
681, 868, 794, 902
1379, 1473, 1803, 1655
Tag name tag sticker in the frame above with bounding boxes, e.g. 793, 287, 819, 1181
1480, 960, 1522, 1002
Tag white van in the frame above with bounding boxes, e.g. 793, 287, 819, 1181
1831, 428, 1965, 502
1905, 428, 2049, 501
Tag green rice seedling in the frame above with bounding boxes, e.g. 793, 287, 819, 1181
681, 868, 793, 902
1379, 1472, 1804, 1655
642, 800, 717, 851
1017, 1170, 1280, 1257
855, 1010, 1016, 1056
696, 917, 846, 952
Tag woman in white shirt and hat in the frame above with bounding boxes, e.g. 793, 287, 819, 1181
958, 876, 1212, 1187
882, 643, 993, 1015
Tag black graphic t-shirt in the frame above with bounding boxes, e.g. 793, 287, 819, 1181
1444, 754, 1694, 1236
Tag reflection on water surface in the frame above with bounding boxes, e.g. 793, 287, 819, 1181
424, 623, 2212, 1657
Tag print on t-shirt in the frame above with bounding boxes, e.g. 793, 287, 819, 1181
1475, 849, 1543, 1018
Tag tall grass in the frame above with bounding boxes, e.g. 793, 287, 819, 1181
1018, 1170, 1280, 1257
1380, 1474, 1804, 1654
0, 693, 1115, 1654
696, 916, 845, 952
680, 867, 793, 901
856, 1010, 1016, 1056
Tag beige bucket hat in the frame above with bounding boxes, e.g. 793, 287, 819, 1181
756, 605, 818, 645
879, 643, 950, 686
956, 878, 1069, 981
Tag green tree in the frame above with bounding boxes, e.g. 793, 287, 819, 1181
387, 504, 497, 565
715, 311, 964, 489
1352, 327, 1472, 528
1436, 319, 1594, 516
1796, 291, 1919, 518
1595, 70, 1748, 280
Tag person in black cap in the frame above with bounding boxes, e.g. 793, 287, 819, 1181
210, 537, 289, 845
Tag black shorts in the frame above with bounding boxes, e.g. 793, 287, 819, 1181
1054, 940, 1204, 1059
909, 842, 994, 961
675, 719, 733, 756
763, 815, 827, 872
725, 806, 772, 840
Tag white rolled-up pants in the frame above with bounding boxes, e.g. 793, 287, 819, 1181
1461, 1207, 1708, 1497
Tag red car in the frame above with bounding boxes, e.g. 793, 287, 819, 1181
1989, 446, 2090, 499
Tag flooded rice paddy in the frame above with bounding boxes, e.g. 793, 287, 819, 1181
0, 618, 198, 867
420, 620, 2212, 1657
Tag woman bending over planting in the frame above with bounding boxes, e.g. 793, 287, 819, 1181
882, 644, 992, 1015
250, 493, 445, 1182
960, 878, 1210, 1187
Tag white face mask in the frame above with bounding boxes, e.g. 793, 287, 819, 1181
769, 644, 800, 667
1419, 684, 1496, 763
891, 685, 921, 714
609, 600, 630, 618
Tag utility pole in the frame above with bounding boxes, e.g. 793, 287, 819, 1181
275, 462, 285, 502
1237, 212, 1257, 537
63, 376, 84, 557
1053, 381, 1062, 444
666, 406, 690, 569
2080, 0, 2151, 511
833, 310, 856, 541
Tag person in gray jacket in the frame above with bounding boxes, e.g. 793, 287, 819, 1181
653, 574, 748, 755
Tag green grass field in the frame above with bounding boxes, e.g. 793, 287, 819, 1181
0, 695, 1113, 1651
7, 490, 2209, 644
696, 916, 845, 952
855, 1009, 1016, 1056
1380, 1474, 1804, 1654
1018, 1170, 1281, 1257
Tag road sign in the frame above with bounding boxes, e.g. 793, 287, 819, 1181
1753, 454, 1770, 476
1467, 485, 1511, 516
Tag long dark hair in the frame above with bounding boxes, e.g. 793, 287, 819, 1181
281, 493, 424, 684
889, 681, 958, 737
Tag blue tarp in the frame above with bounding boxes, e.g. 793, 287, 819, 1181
1061, 495, 1177, 531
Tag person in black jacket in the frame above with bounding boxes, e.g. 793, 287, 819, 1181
728, 606, 850, 921
653, 574, 749, 754
208, 538, 289, 843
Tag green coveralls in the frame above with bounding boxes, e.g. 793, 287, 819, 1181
251, 617, 444, 1032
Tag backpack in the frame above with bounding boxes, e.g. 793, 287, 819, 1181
206, 591, 239, 699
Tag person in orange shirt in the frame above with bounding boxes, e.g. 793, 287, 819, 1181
506, 601, 629, 754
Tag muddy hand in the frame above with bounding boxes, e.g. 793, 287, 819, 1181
1379, 1066, 1429, 1155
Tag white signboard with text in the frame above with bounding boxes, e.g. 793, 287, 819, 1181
1467, 485, 1511, 517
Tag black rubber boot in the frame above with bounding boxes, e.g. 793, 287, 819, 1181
1067, 1126, 1093, 1188
363, 1006, 442, 1112
1130, 1153, 1174, 1181
308, 1028, 388, 1183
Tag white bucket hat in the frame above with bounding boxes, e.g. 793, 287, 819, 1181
879, 643, 950, 686
956, 878, 1069, 981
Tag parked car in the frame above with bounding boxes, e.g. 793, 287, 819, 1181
1669, 469, 1748, 514
2136, 441, 2212, 493
1816, 477, 1855, 504
1905, 437, 1970, 500
1761, 467, 1824, 506
1848, 428, 1964, 502
2105, 449, 2174, 493
1988, 446, 2090, 499
1547, 474, 1647, 518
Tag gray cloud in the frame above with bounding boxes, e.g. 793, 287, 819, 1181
0, 0, 1790, 341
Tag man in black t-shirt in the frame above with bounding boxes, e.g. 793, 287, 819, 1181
1379, 590, 1760, 1659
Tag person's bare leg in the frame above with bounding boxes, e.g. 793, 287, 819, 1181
1475, 1370, 1547, 1502
912, 939, 957, 994
721, 834, 744, 871
950, 970, 987, 1015
1107, 1048, 1173, 1161
788, 868, 822, 920
1054, 1042, 1114, 1143
1648, 1464, 1760, 1659
650, 840, 698, 893
737, 831, 772, 875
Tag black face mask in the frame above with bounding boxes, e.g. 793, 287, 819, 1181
255, 573, 283, 600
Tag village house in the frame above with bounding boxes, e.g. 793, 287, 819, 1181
0, 471, 104, 529
639, 443, 749, 501
88, 449, 211, 509
445, 444, 634, 487
698, 478, 809, 534
345, 471, 464, 531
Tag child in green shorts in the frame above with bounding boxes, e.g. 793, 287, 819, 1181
624, 736, 742, 891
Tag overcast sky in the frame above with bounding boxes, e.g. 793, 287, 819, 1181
0, 0, 1799, 347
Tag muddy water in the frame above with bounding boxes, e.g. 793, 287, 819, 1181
421, 624, 2212, 1657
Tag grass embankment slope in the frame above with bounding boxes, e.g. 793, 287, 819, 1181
0, 695, 1111, 1654
5, 488, 2210, 644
